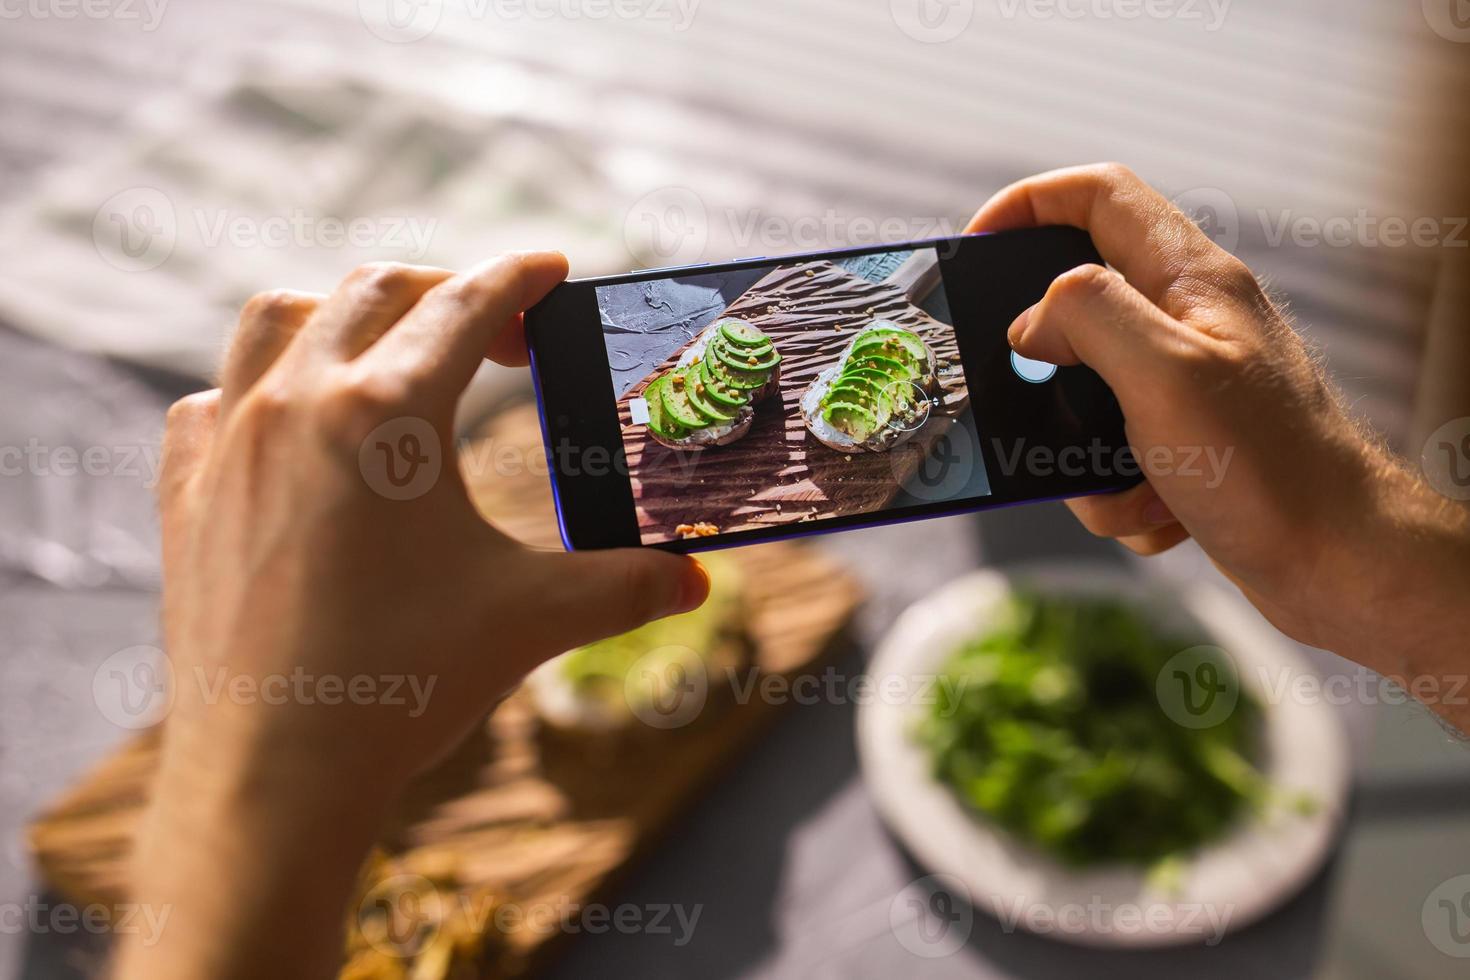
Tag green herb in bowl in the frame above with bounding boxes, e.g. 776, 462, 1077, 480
915, 592, 1265, 868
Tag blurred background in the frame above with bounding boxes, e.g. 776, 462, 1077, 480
1, 1, 1468, 977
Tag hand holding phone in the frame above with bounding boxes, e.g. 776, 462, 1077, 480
528, 227, 1139, 551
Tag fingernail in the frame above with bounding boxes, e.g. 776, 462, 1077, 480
674, 559, 711, 614
1144, 498, 1176, 526
1007, 305, 1035, 349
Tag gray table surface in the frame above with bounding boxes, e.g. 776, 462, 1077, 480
3, 323, 1470, 980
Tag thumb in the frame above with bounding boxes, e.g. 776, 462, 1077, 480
1009, 263, 1182, 393
528, 549, 711, 653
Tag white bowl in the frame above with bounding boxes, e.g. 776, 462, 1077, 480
856, 562, 1350, 949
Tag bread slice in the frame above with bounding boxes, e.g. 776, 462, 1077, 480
801, 323, 937, 453
642, 319, 781, 451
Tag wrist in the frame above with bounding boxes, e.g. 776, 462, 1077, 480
115, 724, 393, 980
1322, 456, 1470, 675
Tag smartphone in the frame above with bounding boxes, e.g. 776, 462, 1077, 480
526, 226, 1139, 553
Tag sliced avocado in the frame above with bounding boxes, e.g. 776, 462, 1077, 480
643, 376, 690, 441
846, 353, 916, 382
698, 358, 748, 409
715, 336, 774, 362
660, 371, 710, 429
712, 329, 774, 361
826, 380, 893, 430
718, 319, 769, 349
706, 350, 767, 390
712, 338, 779, 376
843, 366, 914, 405
824, 376, 881, 409
851, 328, 927, 368
824, 401, 878, 442
685, 373, 739, 423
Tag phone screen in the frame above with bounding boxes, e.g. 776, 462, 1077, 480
597, 244, 988, 545
528, 228, 1138, 551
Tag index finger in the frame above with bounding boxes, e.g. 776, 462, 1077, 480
362, 251, 569, 403
964, 163, 1229, 315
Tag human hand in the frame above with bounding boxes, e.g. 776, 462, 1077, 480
966, 164, 1468, 663
120, 253, 707, 980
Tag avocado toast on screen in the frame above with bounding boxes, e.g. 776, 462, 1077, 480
800, 320, 938, 452
642, 318, 782, 450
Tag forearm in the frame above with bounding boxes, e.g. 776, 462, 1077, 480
113, 730, 388, 980
1325, 459, 1470, 728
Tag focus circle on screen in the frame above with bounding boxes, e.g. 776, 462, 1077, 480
1010, 350, 1058, 384
883, 380, 933, 432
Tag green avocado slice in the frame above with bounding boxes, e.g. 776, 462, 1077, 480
851, 328, 927, 368
823, 401, 879, 442
842, 367, 915, 406
685, 372, 739, 423
698, 358, 748, 409
716, 337, 774, 362
826, 380, 892, 429
823, 376, 881, 409
660, 371, 711, 428
706, 349, 767, 390
643, 376, 690, 441
712, 337, 780, 375
845, 353, 916, 382
713, 328, 774, 361
718, 319, 769, 349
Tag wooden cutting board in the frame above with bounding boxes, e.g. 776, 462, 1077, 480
617, 259, 972, 544
27, 404, 864, 979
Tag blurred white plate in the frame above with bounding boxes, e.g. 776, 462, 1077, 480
856, 563, 1350, 949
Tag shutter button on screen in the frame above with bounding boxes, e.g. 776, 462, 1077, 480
1010, 350, 1058, 383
